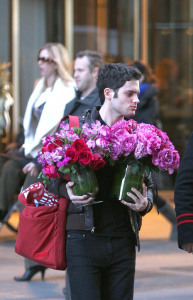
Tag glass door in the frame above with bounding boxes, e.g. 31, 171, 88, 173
148, 0, 193, 158
73, 0, 139, 62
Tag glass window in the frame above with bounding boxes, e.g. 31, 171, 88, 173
19, 0, 47, 117
0, 0, 11, 62
19, 0, 64, 117
0, 0, 11, 149
73, 0, 135, 62
148, 0, 193, 158
73, 0, 98, 54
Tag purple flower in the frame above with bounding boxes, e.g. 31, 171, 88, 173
152, 148, 179, 174
109, 141, 123, 160
96, 137, 110, 151
50, 148, 63, 162
57, 157, 71, 167
122, 135, 137, 156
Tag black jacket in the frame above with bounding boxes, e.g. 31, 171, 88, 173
174, 132, 193, 248
61, 107, 154, 250
133, 83, 160, 127
64, 88, 100, 116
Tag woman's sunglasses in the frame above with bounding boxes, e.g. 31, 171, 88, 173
37, 57, 55, 64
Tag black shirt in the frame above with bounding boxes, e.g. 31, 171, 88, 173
93, 114, 135, 239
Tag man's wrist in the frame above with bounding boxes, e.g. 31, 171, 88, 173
138, 199, 152, 216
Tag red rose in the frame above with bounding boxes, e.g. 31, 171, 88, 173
42, 143, 56, 153
66, 147, 79, 163
72, 139, 89, 152
54, 138, 63, 147
78, 150, 93, 165
42, 138, 63, 153
91, 153, 106, 170
44, 165, 60, 179
64, 174, 71, 181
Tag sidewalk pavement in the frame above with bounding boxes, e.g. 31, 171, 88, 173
135, 240, 193, 300
0, 208, 193, 300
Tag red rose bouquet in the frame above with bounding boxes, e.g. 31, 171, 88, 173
38, 121, 108, 196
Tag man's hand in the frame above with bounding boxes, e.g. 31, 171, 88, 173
22, 162, 39, 177
181, 243, 193, 253
121, 183, 148, 212
66, 181, 95, 205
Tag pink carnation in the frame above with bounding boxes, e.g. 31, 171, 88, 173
43, 165, 60, 179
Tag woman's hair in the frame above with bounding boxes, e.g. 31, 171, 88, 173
38, 43, 74, 84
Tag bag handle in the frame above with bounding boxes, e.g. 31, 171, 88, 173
18, 191, 28, 206
56, 115, 79, 131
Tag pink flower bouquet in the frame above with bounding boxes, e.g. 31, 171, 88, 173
106, 120, 180, 175
105, 120, 180, 201
38, 118, 180, 199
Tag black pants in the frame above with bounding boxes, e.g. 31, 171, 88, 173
0, 157, 26, 211
66, 231, 136, 300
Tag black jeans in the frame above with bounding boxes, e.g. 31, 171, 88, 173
66, 231, 136, 300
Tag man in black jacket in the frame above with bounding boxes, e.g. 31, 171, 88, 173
174, 132, 193, 252
64, 50, 103, 116
59, 63, 154, 300
63, 49, 103, 299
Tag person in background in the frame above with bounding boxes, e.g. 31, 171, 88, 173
2, 42, 75, 280
131, 60, 160, 126
130, 60, 177, 240
64, 50, 103, 116
63, 49, 103, 299
174, 132, 193, 252
57, 63, 154, 300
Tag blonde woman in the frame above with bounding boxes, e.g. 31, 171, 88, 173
0, 43, 75, 282
23, 43, 75, 170
0, 43, 75, 225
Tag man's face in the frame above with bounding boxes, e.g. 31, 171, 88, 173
111, 80, 140, 118
74, 56, 94, 92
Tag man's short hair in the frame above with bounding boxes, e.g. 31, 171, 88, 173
97, 63, 142, 105
76, 50, 103, 72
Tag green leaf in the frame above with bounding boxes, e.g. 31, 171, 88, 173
73, 127, 82, 134
41, 176, 51, 188
58, 166, 66, 173
71, 165, 77, 174
38, 172, 43, 179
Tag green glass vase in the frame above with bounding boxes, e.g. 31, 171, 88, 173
111, 164, 145, 202
69, 165, 99, 197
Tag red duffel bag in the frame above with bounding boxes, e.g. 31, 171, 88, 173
15, 182, 69, 270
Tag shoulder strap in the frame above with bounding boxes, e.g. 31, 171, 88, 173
56, 115, 79, 131
68, 115, 80, 129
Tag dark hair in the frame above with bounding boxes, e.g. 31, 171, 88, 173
97, 63, 142, 104
131, 60, 156, 84
76, 50, 103, 72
